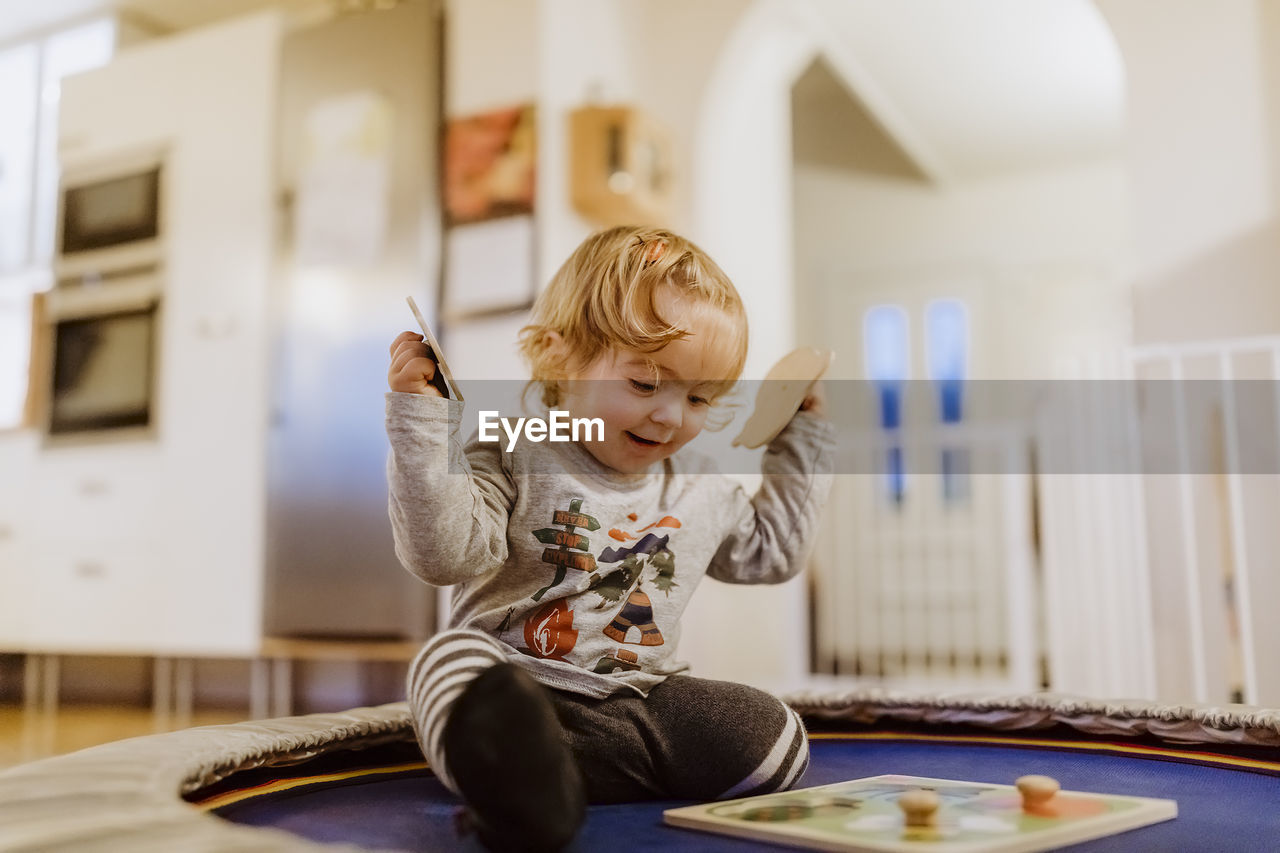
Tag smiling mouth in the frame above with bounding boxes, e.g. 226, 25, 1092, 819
625, 431, 664, 448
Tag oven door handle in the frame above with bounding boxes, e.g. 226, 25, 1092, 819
46, 275, 161, 320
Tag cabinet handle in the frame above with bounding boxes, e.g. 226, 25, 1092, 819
80, 480, 110, 496
74, 561, 107, 579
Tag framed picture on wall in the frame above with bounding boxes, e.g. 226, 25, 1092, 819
441, 102, 538, 320
444, 103, 536, 225
442, 310, 531, 383
443, 214, 536, 319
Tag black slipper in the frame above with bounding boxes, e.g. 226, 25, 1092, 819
442, 663, 585, 851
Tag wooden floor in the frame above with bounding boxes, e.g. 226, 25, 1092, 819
0, 702, 247, 771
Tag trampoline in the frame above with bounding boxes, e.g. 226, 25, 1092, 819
1, 691, 1278, 851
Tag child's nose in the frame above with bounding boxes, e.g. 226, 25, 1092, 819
649, 395, 683, 428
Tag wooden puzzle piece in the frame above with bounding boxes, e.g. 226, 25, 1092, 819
406, 295, 464, 401
732, 347, 834, 448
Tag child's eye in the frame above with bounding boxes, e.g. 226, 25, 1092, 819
629, 378, 657, 393
689, 395, 709, 407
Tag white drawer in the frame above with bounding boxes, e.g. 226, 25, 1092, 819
23, 538, 169, 653
0, 541, 28, 647
32, 468, 161, 543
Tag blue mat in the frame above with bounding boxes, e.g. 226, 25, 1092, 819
214, 734, 1280, 851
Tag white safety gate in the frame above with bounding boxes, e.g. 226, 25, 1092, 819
812, 337, 1280, 706
811, 423, 1038, 693
1123, 337, 1280, 705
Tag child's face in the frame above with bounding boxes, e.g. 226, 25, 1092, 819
560, 301, 738, 475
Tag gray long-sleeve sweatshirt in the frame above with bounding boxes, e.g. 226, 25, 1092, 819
386, 392, 835, 698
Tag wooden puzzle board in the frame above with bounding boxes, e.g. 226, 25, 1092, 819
663, 775, 1177, 853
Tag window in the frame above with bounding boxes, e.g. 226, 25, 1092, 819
863, 304, 910, 386
863, 299, 972, 503
0, 19, 117, 430
925, 299, 968, 384
0, 44, 39, 273
0, 279, 38, 426
925, 298, 970, 501
33, 19, 117, 263
864, 305, 909, 503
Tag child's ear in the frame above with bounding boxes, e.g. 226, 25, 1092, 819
540, 331, 572, 404
541, 330, 567, 362
541, 331, 572, 378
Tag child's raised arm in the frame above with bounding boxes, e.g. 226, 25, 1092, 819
706, 410, 836, 585
385, 334, 515, 587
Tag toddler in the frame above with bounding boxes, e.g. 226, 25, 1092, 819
385, 225, 834, 850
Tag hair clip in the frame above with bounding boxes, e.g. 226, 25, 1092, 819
643, 240, 667, 263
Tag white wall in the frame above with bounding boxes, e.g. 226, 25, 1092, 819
793, 159, 1133, 380
1097, 0, 1280, 344
1084, 0, 1280, 706
1098, 0, 1271, 285
447, 0, 539, 115
683, 0, 837, 689
535, 0, 637, 284
613, 0, 752, 235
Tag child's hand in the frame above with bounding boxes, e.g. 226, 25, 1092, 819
388, 331, 443, 396
799, 380, 826, 416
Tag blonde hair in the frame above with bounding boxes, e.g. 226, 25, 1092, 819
519, 225, 748, 409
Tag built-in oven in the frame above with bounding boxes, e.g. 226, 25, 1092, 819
42, 274, 160, 441
39, 147, 167, 442
55, 149, 164, 283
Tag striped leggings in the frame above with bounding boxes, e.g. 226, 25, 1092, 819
407, 628, 810, 803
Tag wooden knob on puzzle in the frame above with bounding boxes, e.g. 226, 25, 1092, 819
898, 788, 940, 827
1016, 775, 1060, 810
